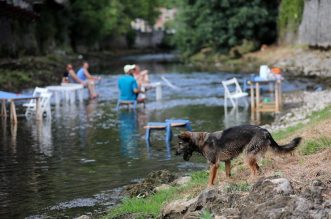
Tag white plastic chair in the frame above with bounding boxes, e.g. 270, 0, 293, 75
23, 87, 49, 107
25, 91, 52, 118
222, 78, 248, 108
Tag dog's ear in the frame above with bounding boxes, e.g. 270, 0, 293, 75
178, 131, 192, 141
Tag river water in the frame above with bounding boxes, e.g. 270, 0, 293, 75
0, 54, 320, 218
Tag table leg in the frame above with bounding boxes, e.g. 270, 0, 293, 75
1, 100, 7, 117
255, 83, 260, 113
78, 89, 83, 102
279, 81, 282, 110
10, 122, 17, 149
156, 85, 162, 101
275, 81, 279, 112
54, 91, 60, 106
249, 82, 254, 114
65, 90, 70, 103
10, 100, 17, 124
36, 97, 42, 121
70, 91, 75, 104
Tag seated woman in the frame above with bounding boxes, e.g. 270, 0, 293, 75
133, 65, 149, 87
132, 65, 149, 101
62, 64, 84, 85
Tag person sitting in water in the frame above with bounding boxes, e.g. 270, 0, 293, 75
62, 64, 85, 85
76, 61, 100, 99
118, 64, 145, 103
133, 64, 149, 88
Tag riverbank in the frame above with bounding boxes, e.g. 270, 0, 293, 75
103, 89, 331, 219
187, 45, 331, 83
0, 48, 169, 92
1, 46, 331, 92
0, 55, 74, 92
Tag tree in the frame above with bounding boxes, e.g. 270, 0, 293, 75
68, 0, 162, 50
172, 0, 278, 56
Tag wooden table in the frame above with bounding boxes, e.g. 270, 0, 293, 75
47, 83, 84, 105
0, 91, 41, 124
248, 79, 282, 122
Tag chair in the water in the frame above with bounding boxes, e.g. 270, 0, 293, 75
222, 78, 248, 108
24, 89, 52, 118
144, 119, 192, 142
116, 99, 137, 111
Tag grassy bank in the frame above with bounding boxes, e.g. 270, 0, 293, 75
185, 45, 296, 73
104, 105, 331, 219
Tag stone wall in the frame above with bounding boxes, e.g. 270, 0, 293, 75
298, 0, 331, 47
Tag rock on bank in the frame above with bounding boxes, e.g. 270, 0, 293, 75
161, 176, 331, 219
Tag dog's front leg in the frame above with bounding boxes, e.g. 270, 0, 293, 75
208, 164, 218, 187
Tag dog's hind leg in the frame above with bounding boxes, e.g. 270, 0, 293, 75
208, 164, 219, 187
246, 156, 260, 176
225, 160, 231, 178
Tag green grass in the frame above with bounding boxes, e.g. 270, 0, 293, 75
300, 137, 331, 155
224, 182, 251, 193
104, 171, 209, 219
200, 210, 213, 219
273, 105, 331, 141
105, 169, 252, 219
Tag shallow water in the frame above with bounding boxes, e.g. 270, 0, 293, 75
0, 57, 320, 218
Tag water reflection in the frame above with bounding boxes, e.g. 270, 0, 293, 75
118, 110, 140, 158
26, 119, 53, 156
146, 140, 172, 160
223, 106, 249, 129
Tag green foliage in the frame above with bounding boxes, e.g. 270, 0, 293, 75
273, 106, 331, 141
68, 0, 161, 47
224, 182, 251, 193
300, 137, 331, 155
106, 170, 208, 218
173, 0, 278, 57
278, 0, 304, 37
0, 70, 35, 92
200, 210, 213, 219
106, 188, 177, 218
33, 0, 162, 51
191, 170, 209, 184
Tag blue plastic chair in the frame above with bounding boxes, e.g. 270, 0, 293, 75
165, 119, 192, 141
144, 119, 192, 142
144, 122, 169, 142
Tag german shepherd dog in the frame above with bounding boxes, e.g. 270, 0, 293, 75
175, 125, 302, 186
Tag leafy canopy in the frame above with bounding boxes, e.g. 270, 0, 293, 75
68, 0, 162, 45
172, 0, 278, 56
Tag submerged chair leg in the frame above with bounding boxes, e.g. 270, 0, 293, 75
230, 98, 236, 108
185, 122, 192, 131
165, 124, 172, 142
145, 127, 151, 142
116, 100, 120, 111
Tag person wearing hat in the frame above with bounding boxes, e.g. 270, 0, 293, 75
118, 64, 144, 102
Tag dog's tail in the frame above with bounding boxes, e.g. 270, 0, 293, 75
268, 133, 302, 154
